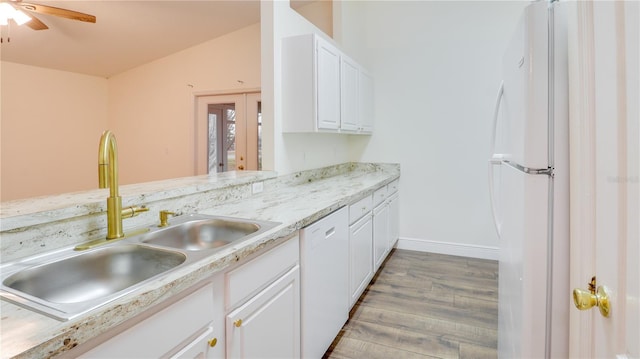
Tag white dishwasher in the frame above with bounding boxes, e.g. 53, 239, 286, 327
300, 206, 349, 359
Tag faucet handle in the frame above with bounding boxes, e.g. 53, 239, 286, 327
159, 210, 176, 227
121, 206, 149, 219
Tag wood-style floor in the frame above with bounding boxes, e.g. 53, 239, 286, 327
324, 249, 499, 359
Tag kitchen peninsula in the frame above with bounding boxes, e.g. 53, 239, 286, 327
0, 162, 399, 359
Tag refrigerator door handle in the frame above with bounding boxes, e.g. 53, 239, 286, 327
489, 82, 504, 236
489, 160, 503, 237
490, 81, 504, 158
504, 160, 554, 176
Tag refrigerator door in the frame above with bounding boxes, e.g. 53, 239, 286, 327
494, 1, 549, 170
498, 163, 550, 359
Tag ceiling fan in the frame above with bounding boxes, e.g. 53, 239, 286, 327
1, 0, 96, 30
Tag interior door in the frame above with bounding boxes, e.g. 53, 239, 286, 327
568, 2, 639, 358
195, 92, 261, 175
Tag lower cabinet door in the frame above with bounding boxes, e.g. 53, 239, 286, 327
349, 213, 373, 307
226, 266, 300, 359
373, 202, 389, 271
388, 192, 400, 249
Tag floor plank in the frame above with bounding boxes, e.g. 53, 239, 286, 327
324, 249, 499, 359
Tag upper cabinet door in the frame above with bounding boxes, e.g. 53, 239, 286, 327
359, 69, 374, 133
316, 37, 341, 131
340, 56, 360, 132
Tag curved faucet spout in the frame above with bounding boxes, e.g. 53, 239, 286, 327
89, 130, 149, 245
98, 130, 119, 198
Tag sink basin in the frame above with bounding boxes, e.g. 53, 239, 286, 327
4, 244, 185, 304
1, 244, 185, 320
141, 215, 279, 251
0, 214, 280, 321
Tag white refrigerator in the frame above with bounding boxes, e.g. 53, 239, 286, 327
489, 1, 569, 358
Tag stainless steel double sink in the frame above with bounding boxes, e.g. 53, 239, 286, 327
0, 214, 280, 321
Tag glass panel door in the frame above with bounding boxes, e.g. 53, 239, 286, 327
195, 92, 261, 175
207, 104, 236, 173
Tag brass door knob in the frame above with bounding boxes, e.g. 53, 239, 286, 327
238, 165, 245, 170
234, 319, 243, 327
208, 338, 217, 347
573, 276, 611, 317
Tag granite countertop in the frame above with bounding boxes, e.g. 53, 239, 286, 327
0, 164, 399, 359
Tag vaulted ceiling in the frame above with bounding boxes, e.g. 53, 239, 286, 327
0, 1, 261, 78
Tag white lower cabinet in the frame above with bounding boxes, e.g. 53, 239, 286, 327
348, 180, 400, 308
71, 237, 300, 359
225, 266, 300, 358
225, 237, 300, 359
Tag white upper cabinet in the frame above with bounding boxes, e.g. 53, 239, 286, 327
343, 56, 374, 134
282, 33, 373, 134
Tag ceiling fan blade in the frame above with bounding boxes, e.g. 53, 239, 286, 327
24, 13, 48, 30
19, 3, 96, 23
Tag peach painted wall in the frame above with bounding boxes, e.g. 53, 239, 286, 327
293, 0, 333, 38
108, 22, 261, 185
1, 22, 260, 200
0, 62, 108, 201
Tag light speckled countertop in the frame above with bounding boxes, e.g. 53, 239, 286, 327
0, 163, 399, 359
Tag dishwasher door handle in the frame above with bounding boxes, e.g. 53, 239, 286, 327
325, 227, 336, 239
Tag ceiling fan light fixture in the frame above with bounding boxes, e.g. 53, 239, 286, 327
0, 3, 14, 25
0, 3, 31, 26
13, 9, 31, 25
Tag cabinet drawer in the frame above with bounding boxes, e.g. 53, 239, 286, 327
373, 186, 388, 206
349, 195, 372, 224
388, 179, 399, 195
79, 283, 214, 358
226, 236, 299, 310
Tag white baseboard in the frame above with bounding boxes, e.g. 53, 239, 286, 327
395, 237, 499, 261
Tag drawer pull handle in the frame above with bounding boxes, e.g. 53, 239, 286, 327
234, 319, 243, 327
208, 338, 218, 347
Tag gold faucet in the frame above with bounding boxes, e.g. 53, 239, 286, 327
98, 130, 148, 239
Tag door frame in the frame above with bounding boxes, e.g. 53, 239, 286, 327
567, 1, 639, 357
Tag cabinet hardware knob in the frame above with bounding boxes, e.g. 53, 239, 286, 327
208, 338, 218, 347
234, 319, 243, 327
